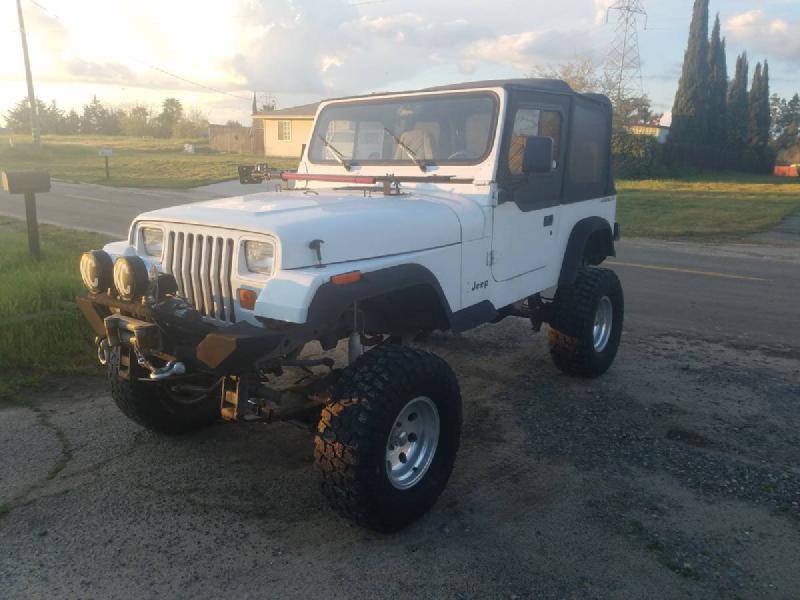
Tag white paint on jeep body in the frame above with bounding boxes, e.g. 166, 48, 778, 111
257, 245, 462, 324
106, 84, 616, 329
134, 190, 474, 270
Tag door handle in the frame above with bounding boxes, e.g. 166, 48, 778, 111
543, 215, 554, 227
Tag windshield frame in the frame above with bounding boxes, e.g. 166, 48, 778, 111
307, 90, 500, 169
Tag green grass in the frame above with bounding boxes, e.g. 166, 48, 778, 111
0, 134, 298, 188
617, 175, 800, 239
3, 135, 797, 238
0, 217, 112, 402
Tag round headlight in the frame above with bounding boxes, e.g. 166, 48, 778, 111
79, 250, 113, 293
113, 256, 150, 301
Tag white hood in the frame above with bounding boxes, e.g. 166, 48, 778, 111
135, 189, 479, 269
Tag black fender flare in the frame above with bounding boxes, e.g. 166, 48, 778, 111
558, 217, 616, 286
306, 263, 497, 333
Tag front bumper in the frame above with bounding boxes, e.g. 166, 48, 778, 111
77, 293, 302, 374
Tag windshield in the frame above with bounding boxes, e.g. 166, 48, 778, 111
308, 92, 498, 167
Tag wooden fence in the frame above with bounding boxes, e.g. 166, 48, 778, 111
208, 124, 264, 155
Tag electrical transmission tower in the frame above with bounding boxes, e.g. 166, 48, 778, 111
604, 0, 647, 104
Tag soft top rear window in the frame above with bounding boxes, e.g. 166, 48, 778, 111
308, 92, 499, 167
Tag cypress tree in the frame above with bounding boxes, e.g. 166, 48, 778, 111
748, 62, 766, 149
707, 15, 728, 146
760, 61, 771, 147
670, 0, 710, 145
727, 52, 749, 151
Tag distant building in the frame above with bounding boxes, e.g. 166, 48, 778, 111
774, 165, 799, 177
252, 102, 320, 158
627, 124, 670, 144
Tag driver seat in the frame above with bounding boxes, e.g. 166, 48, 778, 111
394, 125, 436, 160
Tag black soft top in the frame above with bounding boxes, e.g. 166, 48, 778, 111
330, 78, 611, 108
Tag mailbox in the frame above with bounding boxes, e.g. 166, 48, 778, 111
1, 170, 51, 194
1, 170, 51, 260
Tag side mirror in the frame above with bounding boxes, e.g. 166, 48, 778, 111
522, 136, 554, 175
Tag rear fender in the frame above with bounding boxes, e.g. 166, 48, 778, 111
558, 217, 615, 286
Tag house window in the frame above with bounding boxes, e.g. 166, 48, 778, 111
278, 120, 292, 141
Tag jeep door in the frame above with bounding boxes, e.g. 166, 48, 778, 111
491, 91, 569, 286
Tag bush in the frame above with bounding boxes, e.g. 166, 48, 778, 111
611, 129, 670, 179
661, 141, 776, 174
775, 142, 800, 166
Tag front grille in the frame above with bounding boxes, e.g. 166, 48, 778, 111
163, 231, 237, 323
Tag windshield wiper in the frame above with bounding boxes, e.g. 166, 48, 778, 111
317, 135, 352, 171
384, 127, 427, 172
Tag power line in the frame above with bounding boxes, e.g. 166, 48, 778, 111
26, 0, 251, 102
124, 58, 252, 101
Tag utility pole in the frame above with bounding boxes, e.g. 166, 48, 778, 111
604, 0, 648, 106
16, 0, 41, 147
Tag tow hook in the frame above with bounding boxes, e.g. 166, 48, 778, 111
131, 339, 186, 381
96, 336, 110, 366
147, 361, 187, 381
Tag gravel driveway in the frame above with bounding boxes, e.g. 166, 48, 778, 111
2, 307, 799, 599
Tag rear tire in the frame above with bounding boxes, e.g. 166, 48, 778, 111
108, 346, 220, 434
314, 345, 462, 532
548, 267, 624, 378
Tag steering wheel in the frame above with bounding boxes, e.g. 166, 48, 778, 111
447, 151, 469, 160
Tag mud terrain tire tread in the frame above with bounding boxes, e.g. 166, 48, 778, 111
548, 267, 624, 378
314, 345, 462, 532
108, 347, 219, 434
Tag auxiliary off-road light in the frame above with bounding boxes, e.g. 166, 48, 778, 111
79, 250, 114, 293
113, 256, 150, 301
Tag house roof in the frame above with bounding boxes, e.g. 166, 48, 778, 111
253, 102, 319, 119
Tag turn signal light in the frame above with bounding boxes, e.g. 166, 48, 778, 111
331, 271, 362, 285
238, 288, 257, 310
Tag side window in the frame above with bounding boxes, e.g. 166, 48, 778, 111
507, 108, 562, 175
565, 101, 610, 200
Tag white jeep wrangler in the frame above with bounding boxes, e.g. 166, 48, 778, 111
77, 79, 623, 531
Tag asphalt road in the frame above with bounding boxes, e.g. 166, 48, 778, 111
0, 179, 264, 237
2, 178, 798, 349
1, 182, 799, 598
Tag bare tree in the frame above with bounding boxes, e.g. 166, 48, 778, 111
530, 57, 603, 94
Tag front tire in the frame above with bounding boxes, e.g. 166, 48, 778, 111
314, 345, 462, 532
108, 346, 220, 434
548, 267, 624, 378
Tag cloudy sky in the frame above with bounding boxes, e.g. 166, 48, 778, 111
1, 0, 798, 124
